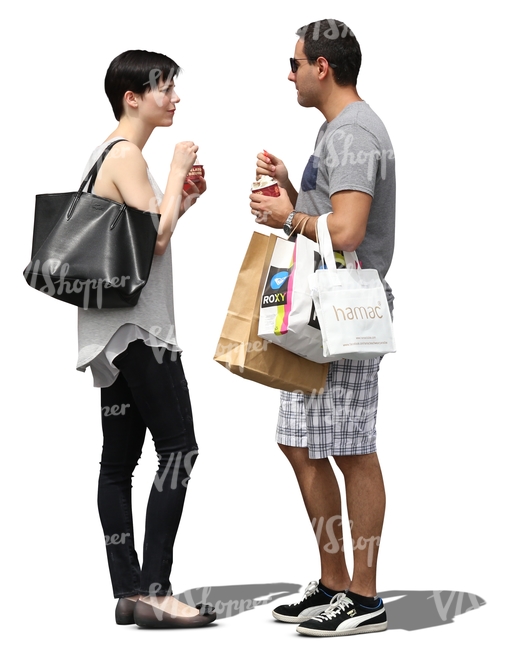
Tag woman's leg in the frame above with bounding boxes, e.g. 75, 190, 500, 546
112, 341, 199, 599
98, 372, 146, 598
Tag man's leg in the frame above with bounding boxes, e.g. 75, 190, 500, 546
279, 444, 351, 592
296, 452, 387, 637
333, 452, 385, 597
295, 358, 388, 636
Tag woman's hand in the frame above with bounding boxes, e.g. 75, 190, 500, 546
171, 141, 199, 177
156, 142, 201, 253
256, 150, 289, 186
179, 176, 206, 216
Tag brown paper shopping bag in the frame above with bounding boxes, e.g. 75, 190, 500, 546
214, 231, 328, 394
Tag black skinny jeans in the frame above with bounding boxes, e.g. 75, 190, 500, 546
98, 339, 198, 598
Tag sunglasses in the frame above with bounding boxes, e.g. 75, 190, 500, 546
289, 58, 309, 73
289, 57, 337, 73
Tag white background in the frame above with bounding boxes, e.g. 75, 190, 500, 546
2, 1, 509, 648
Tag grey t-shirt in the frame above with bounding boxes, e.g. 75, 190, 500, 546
296, 101, 395, 309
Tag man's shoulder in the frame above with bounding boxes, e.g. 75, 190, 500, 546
331, 102, 389, 136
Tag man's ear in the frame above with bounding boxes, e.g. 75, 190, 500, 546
317, 57, 330, 80
124, 90, 139, 110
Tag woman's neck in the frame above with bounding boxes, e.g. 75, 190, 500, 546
106, 117, 154, 150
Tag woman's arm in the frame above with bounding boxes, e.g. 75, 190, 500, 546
95, 140, 198, 255
156, 141, 198, 254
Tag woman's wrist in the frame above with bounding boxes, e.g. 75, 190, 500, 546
169, 167, 188, 182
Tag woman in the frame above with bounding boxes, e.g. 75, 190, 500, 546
76, 50, 215, 629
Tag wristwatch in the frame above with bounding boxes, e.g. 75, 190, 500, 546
283, 210, 297, 236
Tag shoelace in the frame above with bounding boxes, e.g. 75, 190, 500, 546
292, 580, 319, 605
313, 592, 354, 621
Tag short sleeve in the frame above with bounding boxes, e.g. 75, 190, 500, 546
324, 125, 381, 198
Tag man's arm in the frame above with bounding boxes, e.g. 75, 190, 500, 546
292, 190, 372, 251
249, 188, 372, 251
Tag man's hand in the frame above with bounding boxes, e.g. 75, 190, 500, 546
249, 186, 294, 229
256, 150, 289, 186
255, 150, 298, 206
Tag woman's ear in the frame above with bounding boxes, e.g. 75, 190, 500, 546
123, 90, 139, 110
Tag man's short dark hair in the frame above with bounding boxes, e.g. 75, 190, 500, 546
105, 50, 181, 121
296, 19, 361, 86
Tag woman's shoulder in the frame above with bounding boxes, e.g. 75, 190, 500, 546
102, 138, 143, 162
99, 138, 148, 176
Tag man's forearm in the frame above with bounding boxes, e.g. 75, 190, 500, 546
290, 211, 319, 240
283, 180, 298, 206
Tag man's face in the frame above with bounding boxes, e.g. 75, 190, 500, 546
288, 39, 317, 108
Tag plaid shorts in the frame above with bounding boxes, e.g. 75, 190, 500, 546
276, 357, 381, 458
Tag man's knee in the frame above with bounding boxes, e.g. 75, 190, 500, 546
333, 452, 380, 476
278, 444, 331, 475
278, 443, 309, 462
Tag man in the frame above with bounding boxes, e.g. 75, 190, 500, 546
249, 19, 395, 637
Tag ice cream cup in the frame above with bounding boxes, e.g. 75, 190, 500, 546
252, 179, 280, 197
184, 164, 204, 191
187, 164, 204, 182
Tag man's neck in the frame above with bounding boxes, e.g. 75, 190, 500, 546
319, 86, 363, 122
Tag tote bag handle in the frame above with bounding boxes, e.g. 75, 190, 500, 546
315, 213, 361, 270
67, 139, 127, 220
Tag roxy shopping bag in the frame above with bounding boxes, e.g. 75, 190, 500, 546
258, 233, 325, 362
258, 232, 348, 363
214, 231, 328, 394
309, 214, 396, 360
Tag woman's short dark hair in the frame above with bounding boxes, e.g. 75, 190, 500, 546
296, 19, 361, 87
105, 50, 181, 121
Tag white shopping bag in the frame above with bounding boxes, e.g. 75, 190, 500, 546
309, 214, 396, 360
258, 231, 347, 363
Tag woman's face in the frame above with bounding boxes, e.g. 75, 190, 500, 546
138, 77, 180, 127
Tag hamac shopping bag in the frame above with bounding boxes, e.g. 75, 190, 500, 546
214, 231, 328, 394
309, 214, 396, 360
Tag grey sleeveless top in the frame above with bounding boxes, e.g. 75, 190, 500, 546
76, 139, 180, 386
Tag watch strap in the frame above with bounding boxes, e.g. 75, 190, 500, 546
283, 210, 297, 235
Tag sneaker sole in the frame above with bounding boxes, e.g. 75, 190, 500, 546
272, 605, 330, 624
297, 621, 388, 637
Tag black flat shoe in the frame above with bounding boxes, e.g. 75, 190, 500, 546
133, 599, 216, 629
115, 597, 138, 625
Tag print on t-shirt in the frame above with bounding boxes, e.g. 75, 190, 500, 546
300, 155, 319, 192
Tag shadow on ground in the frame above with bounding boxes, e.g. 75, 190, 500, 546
380, 589, 486, 631
176, 584, 486, 629
175, 583, 301, 619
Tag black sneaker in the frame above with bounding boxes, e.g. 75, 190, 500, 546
272, 581, 340, 623
296, 592, 387, 637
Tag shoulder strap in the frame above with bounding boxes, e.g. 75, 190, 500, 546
79, 139, 128, 193
65, 139, 128, 220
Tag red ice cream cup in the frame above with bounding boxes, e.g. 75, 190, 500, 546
252, 181, 280, 197
184, 164, 204, 191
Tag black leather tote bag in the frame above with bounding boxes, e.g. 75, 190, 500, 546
23, 140, 160, 309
